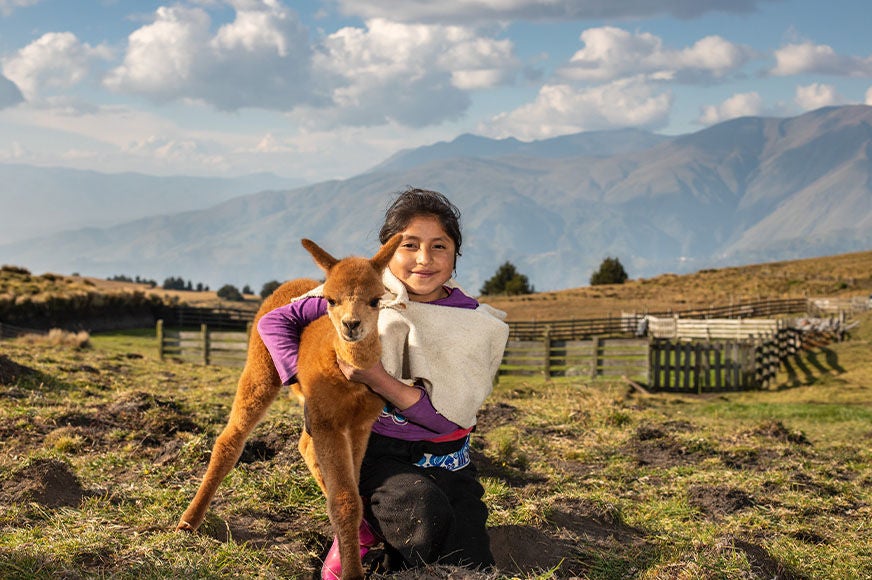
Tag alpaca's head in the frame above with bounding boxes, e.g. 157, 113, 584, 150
302, 234, 403, 343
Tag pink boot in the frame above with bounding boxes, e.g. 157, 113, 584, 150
321, 519, 379, 580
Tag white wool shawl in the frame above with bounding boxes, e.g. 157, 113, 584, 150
377, 269, 509, 429
294, 269, 509, 429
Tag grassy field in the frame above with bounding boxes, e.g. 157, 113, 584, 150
5, 249, 872, 324
1, 307, 870, 579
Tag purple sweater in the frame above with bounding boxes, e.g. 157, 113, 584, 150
257, 287, 480, 441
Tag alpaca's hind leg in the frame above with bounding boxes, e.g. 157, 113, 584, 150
312, 429, 365, 580
298, 430, 327, 495
177, 367, 281, 532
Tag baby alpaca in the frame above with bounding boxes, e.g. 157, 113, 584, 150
177, 234, 403, 580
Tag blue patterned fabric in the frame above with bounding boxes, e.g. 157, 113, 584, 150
414, 436, 471, 471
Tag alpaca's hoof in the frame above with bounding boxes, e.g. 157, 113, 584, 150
176, 520, 196, 533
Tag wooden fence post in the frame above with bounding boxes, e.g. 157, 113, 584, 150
590, 336, 600, 379
543, 326, 551, 377
201, 323, 210, 365
156, 319, 164, 361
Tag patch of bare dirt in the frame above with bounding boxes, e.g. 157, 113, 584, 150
688, 485, 756, 518
90, 390, 199, 444
628, 421, 716, 467
731, 538, 810, 580
474, 402, 518, 432
1, 458, 90, 508
0, 354, 40, 390
751, 420, 811, 445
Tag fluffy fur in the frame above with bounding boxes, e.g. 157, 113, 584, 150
177, 234, 403, 580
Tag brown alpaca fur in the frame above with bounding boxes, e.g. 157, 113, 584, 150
177, 234, 403, 580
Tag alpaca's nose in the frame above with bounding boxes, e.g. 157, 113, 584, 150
343, 319, 360, 332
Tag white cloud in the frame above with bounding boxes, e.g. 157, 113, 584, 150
334, 0, 778, 23
698, 92, 763, 125
794, 83, 843, 110
312, 18, 518, 127
771, 42, 872, 77
105, 2, 315, 111
866, 87, 872, 106
481, 77, 672, 140
561, 27, 753, 82
1, 32, 111, 101
0, 0, 40, 17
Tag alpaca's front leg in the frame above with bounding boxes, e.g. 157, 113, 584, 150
312, 429, 365, 580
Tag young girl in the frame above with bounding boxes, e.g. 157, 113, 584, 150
257, 188, 509, 578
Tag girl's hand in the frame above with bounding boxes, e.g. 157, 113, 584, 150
336, 357, 422, 410
336, 357, 386, 385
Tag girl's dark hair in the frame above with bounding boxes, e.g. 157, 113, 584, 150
379, 187, 463, 258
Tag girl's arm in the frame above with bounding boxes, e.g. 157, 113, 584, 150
257, 296, 327, 385
337, 359, 461, 433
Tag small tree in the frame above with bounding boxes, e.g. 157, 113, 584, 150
480, 261, 534, 296
217, 284, 244, 302
242, 284, 253, 295
260, 280, 281, 298
590, 257, 628, 285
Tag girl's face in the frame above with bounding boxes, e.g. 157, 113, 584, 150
389, 215, 456, 303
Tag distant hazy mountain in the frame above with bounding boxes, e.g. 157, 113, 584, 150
0, 165, 304, 245
1, 105, 870, 293
368, 128, 671, 173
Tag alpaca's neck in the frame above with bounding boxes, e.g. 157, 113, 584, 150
335, 333, 381, 370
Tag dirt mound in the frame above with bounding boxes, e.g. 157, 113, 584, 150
0, 354, 38, 386
752, 420, 811, 445
629, 422, 716, 467
489, 525, 580, 577
97, 390, 198, 442
731, 538, 809, 580
2, 458, 89, 508
688, 485, 756, 517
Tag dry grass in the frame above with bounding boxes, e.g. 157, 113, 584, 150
482, 249, 872, 321
17, 329, 91, 349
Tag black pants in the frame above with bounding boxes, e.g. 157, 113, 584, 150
358, 432, 494, 571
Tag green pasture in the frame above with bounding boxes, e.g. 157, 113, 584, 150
0, 314, 870, 579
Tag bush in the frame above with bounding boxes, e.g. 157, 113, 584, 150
590, 257, 628, 286
217, 284, 244, 302
260, 280, 281, 299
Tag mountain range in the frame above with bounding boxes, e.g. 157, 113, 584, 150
1, 105, 871, 293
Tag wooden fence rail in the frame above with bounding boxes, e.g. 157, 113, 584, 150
157, 320, 251, 367
646, 316, 786, 341
155, 316, 807, 391
649, 327, 802, 393
501, 334, 649, 380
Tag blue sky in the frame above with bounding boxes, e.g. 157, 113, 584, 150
1, 0, 871, 183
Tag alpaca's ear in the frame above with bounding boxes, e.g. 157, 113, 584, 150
370, 233, 403, 273
301, 239, 339, 273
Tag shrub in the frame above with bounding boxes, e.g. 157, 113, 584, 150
590, 257, 629, 285
480, 261, 534, 296
217, 284, 244, 302
260, 280, 281, 299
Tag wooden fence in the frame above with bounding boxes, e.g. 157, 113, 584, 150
649, 327, 802, 393
507, 297, 810, 340
156, 320, 251, 367
501, 334, 649, 380
646, 316, 786, 341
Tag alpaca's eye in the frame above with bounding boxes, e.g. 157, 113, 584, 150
326, 298, 336, 307
369, 298, 380, 308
